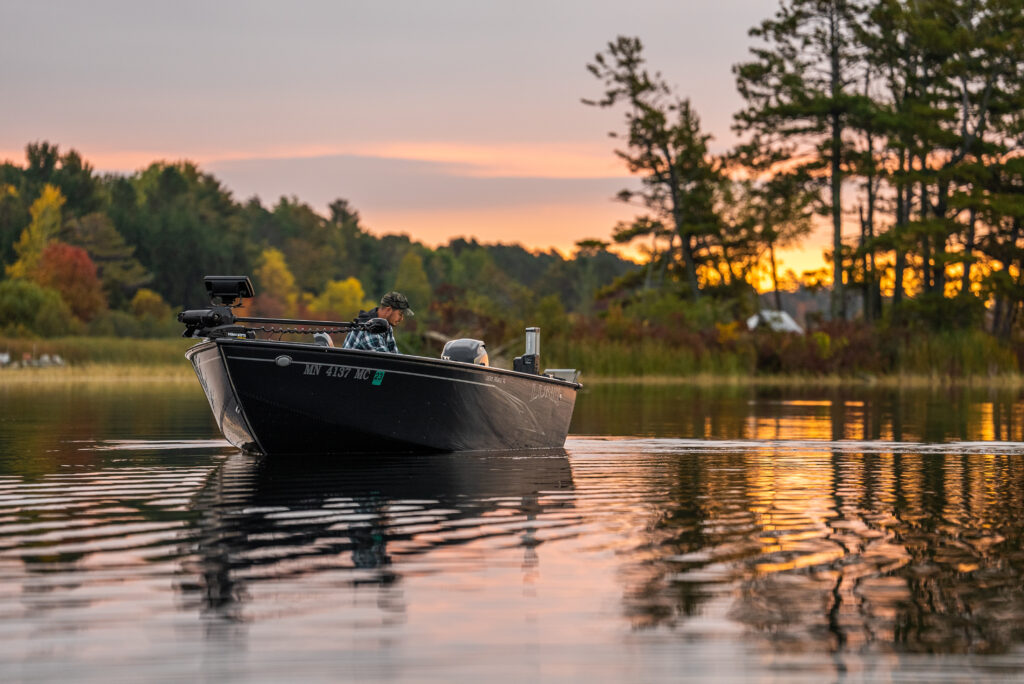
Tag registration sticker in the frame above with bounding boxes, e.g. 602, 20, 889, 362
372, 370, 385, 386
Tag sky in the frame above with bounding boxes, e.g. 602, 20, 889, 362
0, 0, 824, 273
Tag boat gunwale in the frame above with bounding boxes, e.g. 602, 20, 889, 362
185, 340, 268, 454
186, 337, 583, 390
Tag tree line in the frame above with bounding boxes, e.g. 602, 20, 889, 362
586, 0, 1024, 337
0, 142, 633, 349
3, 0, 1023, 374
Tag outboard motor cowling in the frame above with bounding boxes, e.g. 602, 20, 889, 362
441, 338, 489, 366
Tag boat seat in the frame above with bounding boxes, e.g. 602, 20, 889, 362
313, 332, 335, 347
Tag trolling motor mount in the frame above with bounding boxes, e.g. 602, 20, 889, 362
179, 275, 390, 339
178, 306, 248, 338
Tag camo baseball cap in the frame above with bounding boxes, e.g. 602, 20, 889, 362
380, 291, 414, 316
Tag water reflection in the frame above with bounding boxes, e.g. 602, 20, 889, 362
183, 451, 575, 624
4, 383, 1024, 679
570, 440, 1024, 659
0, 384, 214, 477
574, 383, 1024, 442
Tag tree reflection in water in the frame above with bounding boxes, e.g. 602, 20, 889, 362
598, 444, 1024, 656
5, 383, 1024, 678
573, 383, 1024, 443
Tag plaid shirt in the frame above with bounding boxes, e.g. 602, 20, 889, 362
342, 308, 399, 354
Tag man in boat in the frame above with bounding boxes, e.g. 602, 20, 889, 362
342, 291, 414, 353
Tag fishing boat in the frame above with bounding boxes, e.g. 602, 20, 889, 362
179, 276, 581, 456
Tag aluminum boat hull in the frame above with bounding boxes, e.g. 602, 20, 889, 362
186, 338, 580, 456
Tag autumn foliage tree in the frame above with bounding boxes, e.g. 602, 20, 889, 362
251, 247, 298, 317
62, 212, 150, 308
307, 277, 368, 320
7, 183, 65, 280
32, 242, 106, 321
130, 288, 172, 320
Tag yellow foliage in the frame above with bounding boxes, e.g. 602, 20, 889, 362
309, 277, 368, 319
249, 248, 300, 316
255, 248, 297, 298
715, 321, 739, 344
130, 288, 172, 320
6, 184, 65, 279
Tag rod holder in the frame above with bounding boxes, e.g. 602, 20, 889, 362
525, 327, 540, 356
515, 327, 541, 374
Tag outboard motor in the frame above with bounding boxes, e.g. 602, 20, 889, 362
513, 327, 540, 374
441, 339, 489, 366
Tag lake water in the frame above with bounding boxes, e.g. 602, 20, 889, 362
3, 381, 1024, 682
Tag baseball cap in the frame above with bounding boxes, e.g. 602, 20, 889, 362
380, 291, 414, 316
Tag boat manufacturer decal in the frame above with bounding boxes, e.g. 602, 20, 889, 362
530, 383, 563, 402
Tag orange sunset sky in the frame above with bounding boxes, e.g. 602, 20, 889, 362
0, 0, 827, 276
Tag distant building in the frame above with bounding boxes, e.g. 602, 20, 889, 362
747, 310, 804, 334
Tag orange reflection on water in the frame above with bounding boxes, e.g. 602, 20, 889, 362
601, 443, 1024, 655
575, 384, 1024, 445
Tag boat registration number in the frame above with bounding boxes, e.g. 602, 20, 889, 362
302, 362, 383, 384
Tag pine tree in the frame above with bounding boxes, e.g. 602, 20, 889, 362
585, 36, 721, 298
734, 0, 868, 319
62, 212, 151, 308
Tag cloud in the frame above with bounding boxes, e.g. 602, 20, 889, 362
205, 152, 639, 250
207, 152, 635, 212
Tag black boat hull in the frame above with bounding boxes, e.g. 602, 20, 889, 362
187, 339, 580, 456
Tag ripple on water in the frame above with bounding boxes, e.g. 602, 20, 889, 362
3, 435, 1024, 681
566, 437, 1024, 664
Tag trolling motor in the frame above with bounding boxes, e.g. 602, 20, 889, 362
179, 275, 389, 339
178, 276, 253, 338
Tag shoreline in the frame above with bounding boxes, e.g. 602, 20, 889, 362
2, 362, 1022, 388
582, 373, 1024, 388
0, 363, 195, 384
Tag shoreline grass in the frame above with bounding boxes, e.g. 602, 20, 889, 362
0, 362, 195, 384
581, 372, 1024, 388
3, 360, 1023, 388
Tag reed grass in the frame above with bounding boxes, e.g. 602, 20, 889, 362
581, 372, 1024, 388
0, 336, 195, 365
543, 326, 1023, 383
893, 330, 1018, 376
544, 337, 754, 377
0, 362, 194, 384
2, 329, 1021, 387
7, 363, 1019, 387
